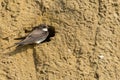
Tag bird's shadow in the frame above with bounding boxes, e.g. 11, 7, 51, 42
4, 45, 34, 56
5, 25, 56, 56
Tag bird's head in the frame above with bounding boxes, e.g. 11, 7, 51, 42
39, 24, 48, 31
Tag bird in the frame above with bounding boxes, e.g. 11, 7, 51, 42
15, 24, 49, 47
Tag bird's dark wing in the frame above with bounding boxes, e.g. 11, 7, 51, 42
16, 29, 49, 46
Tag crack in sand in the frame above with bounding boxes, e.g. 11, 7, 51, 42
35, 0, 46, 16
92, 0, 102, 79
92, 27, 99, 80
33, 47, 38, 80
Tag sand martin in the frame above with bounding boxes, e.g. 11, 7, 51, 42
15, 24, 49, 47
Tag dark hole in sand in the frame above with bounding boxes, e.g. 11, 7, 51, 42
44, 25, 56, 42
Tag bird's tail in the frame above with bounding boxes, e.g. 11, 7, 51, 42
15, 42, 26, 48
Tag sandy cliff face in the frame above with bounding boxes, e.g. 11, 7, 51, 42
0, 0, 120, 80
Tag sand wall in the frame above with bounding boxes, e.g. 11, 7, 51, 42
0, 0, 120, 80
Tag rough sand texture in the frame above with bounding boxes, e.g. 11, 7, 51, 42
0, 0, 120, 80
